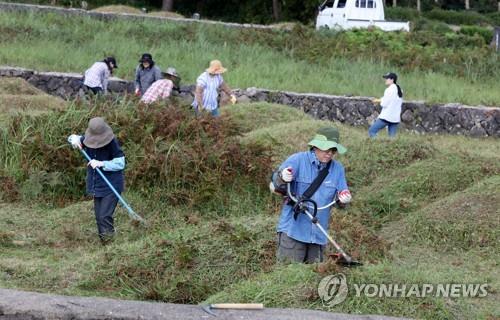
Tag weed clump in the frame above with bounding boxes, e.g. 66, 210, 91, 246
1, 98, 273, 210
0, 175, 20, 202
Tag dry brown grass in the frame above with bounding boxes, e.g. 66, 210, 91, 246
148, 11, 185, 19
92, 5, 143, 14
0, 78, 65, 125
0, 78, 45, 95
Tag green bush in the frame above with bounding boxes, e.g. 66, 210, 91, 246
385, 7, 421, 22
411, 17, 453, 34
423, 8, 492, 26
486, 12, 500, 26
459, 25, 494, 44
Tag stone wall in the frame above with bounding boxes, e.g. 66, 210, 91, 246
1, 66, 498, 137
236, 88, 500, 137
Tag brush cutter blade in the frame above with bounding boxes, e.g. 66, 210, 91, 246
331, 253, 363, 267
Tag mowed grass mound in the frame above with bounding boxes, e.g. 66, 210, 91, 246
205, 116, 500, 319
92, 5, 143, 14
0, 87, 499, 319
0, 78, 65, 123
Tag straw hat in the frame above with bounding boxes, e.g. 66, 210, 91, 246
83, 117, 115, 149
308, 127, 347, 154
206, 60, 227, 74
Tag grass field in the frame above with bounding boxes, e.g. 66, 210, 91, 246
0, 10, 499, 106
0, 78, 498, 319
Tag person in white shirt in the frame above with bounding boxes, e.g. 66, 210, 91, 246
368, 72, 403, 138
83, 57, 117, 95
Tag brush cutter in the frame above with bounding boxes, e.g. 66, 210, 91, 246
76, 147, 146, 224
287, 183, 362, 267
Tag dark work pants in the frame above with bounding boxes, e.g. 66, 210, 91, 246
84, 85, 103, 95
94, 193, 119, 240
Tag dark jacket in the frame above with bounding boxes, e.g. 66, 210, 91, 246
82, 137, 125, 197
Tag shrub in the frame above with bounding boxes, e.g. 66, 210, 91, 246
1, 98, 274, 210
423, 8, 492, 26
486, 12, 500, 26
385, 7, 421, 22
459, 25, 494, 44
411, 17, 453, 34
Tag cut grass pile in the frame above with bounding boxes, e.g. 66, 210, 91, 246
91, 5, 143, 14
0, 80, 499, 319
91, 5, 185, 18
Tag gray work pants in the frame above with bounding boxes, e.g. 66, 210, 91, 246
276, 232, 324, 263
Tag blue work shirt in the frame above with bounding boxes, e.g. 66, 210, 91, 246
275, 150, 348, 245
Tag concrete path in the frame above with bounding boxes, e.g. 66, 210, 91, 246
0, 288, 409, 320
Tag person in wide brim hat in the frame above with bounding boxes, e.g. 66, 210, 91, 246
161, 67, 181, 90
67, 117, 126, 244
140, 67, 181, 104
192, 60, 235, 117
269, 126, 352, 264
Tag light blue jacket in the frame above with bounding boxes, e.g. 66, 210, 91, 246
275, 151, 348, 245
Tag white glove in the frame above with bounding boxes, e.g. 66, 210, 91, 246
68, 134, 82, 149
88, 159, 104, 169
280, 167, 293, 183
338, 190, 352, 204
230, 94, 237, 105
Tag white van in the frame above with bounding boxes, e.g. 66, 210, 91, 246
316, 0, 410, 31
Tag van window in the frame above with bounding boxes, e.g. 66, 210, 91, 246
337, 0, 347, 8
367, 0, 376, 7
320, 0, 335, 10
356, 0, 368, 7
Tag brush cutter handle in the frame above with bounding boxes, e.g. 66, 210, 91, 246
78, 148, 145, 223
286, 184, 336, 210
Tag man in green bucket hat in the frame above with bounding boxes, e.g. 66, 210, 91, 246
270, 126, 351, 263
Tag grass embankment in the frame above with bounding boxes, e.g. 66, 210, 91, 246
0, 80, 498, 319
0, 10, 499, 106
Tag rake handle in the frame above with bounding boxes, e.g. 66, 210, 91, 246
78, 148, 145, 223
210, 303, 264, 310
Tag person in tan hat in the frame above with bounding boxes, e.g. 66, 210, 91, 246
67, 117, 125, 243
191, 60, 237, 117
140, 67, 181, 104
269, 126, 352, 263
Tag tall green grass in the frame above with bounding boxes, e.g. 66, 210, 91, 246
0, 11, 499, 105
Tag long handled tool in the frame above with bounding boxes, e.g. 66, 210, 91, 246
287, 184, 361, 267
201, 303, 264, 317
77, 148, 146, 224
